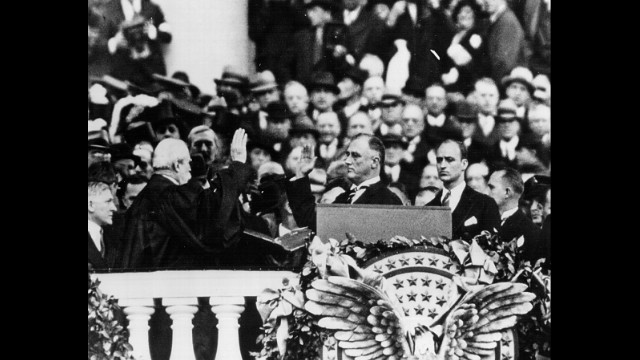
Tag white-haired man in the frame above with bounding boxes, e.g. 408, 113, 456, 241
88, 181, 118, 270
120, 129, 254, 269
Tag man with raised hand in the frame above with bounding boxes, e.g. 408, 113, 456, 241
286, 133, 402, 232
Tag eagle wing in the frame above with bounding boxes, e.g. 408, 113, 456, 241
440, 281, 536, 360
305, 276, 406, 360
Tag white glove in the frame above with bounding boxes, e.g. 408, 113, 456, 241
441, 67, 459, 85
447, 44, 472, 66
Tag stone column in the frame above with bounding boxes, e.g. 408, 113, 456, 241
120, 298, 155, 360
164, 297, 199, 360
210, 296, 246, 360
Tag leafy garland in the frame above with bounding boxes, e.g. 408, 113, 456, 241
88, 273, 136, 360
251, 231, 550, 360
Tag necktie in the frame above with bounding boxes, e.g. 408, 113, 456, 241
442, 190, 451, 208
99, 229, 105, 257
348, 185, 369, 204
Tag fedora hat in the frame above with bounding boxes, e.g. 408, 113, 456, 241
307, 71, 340, 94
501, 66, 535, 94
88, 129, 111, 152
340, 66, 369, 86
265, 102, 293, 122
496, 98, 519, 122
454, 100, 478, 122
380, 134, 408, 149
250, 70, 279, 94
214, 65, 250, 89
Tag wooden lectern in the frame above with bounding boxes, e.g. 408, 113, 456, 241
316, 204, 452, 243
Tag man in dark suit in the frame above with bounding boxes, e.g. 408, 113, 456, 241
339, 0, 392, 65
286, 133, 402, 232
119, 130, 254, 269
423, 84, 463, 148
427, 139, 500, 240
88, 181, 118, 270
487, 167, 542, 263
483, 0, 528, 83
487, 98, 522, 171
381, 134, 420, 201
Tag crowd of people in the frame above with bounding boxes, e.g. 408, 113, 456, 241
88, 0, 551, 272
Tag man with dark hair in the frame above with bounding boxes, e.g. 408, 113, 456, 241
488, 167, 542, 262
117, 174, 148, 210
286, 133, 402, 232
427, 139, 500, 240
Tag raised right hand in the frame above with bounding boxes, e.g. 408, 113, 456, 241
296, 145, 317, 178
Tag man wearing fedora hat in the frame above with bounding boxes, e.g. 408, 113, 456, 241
88, 129, 112, 168
307, 71, 341, 121
375, 92, 405, 137
214, 65, 250, 115
502, 66, 534, 120
455, 100, 490, 165
240, 70, 282, 140
335, 66, 369, 130
486, 98, 524, 170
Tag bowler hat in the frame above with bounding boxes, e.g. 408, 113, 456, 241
340, 66, 369, 86
496, 99, 519, 122
380, 93, 405, 107
304, 0, 340, 12
454, 101, 478, 122
110, 143, 141, 165
265, 102, 293, 122
501, 67, 535, 94
88, 129, 111, 152
214, 65, 250, 90
289, 120, 320, 139
380, 134, 408, 149
307, 71, 340, 94
250, 70, 279, 94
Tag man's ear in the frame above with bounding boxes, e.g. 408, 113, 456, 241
371, 154, 380, 168
88, 200, 95, 213
461, 158, 469, 170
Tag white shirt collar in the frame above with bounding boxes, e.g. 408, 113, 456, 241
478, 114, 495, 136
501, 207, 519, 221
349, 176, 380, 203
343, 6, 362, 26
385, 164, 401, 183
443, 182, 466, 211
343, 99, 362, 119
88, 220, 103, 252
500, 135, 519, 160
407, 135, 421, 154
427, 113, 446, 127
320, 138, 339, 159
380, 122, 403, 136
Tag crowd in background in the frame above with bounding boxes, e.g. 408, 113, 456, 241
88, 0, 550, 269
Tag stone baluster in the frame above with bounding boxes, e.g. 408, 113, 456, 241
210, 296, 246, 360
120, 298, 155, 360
164, 297, 199, 360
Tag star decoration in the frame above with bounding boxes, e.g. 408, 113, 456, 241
414, 256, 424, 265
396, 293, 404, 303
393, 279, 404, 290
398, 256, 410, 266
414, 304, 424, 315
502, 352, 512, 360
442, 260, 453, 270
435, 279, 446, 290
421, 277, 432, 287
429, 257, 439, 266
427, 308, 438, 319
407, 276, 417, 286
406, 291, 417, 302
436, 296, 447, 307
386, 259, 396, 270
422, 291, 432, 302
326, 356, 335, 360
501, 338, 511, 347
325, 342, 336, 352
373, 264, 384, 274
403, 307, 411, 316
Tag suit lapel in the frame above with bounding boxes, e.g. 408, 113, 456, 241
88, 233, 107, 268
452, 186, 476, 233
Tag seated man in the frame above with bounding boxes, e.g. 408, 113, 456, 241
427, 139, 500, 240
286, 133, 402, 232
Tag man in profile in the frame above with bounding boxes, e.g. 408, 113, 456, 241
88, 181, 118, 270
427, 139, 500, 240
286, 133, 402, 232
487, 167, 542, 262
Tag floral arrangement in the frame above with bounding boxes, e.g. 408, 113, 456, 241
251, 230, 550, 360
88, 274, 136, 360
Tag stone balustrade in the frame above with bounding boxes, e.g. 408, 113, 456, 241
91, 270, 298, 360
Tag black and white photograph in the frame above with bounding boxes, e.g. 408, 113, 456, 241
88, 1, 551, 359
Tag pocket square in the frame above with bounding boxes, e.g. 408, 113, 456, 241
464, 216, 478, 227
